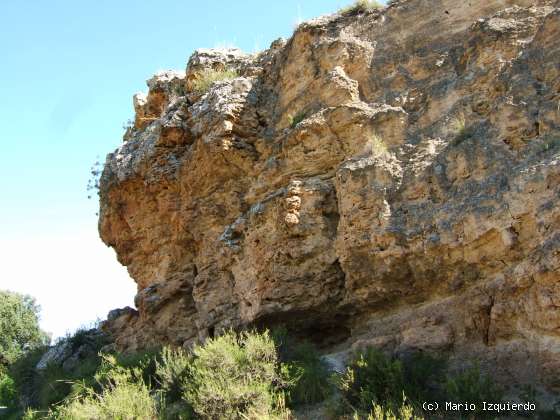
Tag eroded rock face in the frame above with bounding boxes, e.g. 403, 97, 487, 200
99, 0, 560, 394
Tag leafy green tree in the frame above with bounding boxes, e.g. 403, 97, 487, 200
0, 290, 49, 366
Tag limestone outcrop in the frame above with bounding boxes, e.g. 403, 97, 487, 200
99, 0, 560, 395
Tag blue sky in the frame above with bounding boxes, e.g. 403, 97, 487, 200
0, 0, 380, 338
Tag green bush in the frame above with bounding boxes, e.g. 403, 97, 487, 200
341, 0, 383, 14
3, 326, 518, 420
444, 364, 503, 418
401, 352, 446, 404
282, 342, 332, 406
59, 324, 107, 352
271, 327, 332, 406
8, 327, 108, 412
8, 347, 47, 409
155, 346, 193, 404
15, 331, 292, 418
159, 401, 195, 420
21, 408, 43, 420
336, 349, 444, 417
0, 368, 16, 406
110, 348, 160, 389
10, 354, 99, 412
338, 348, 405, 412
52, 354, 158, 420
191, 68, 238, 95
35, 363, 74, 409
0, 290, 50, 366
287, 111, 306, 129
365, 396, 424, 420
183, 330, 287, 419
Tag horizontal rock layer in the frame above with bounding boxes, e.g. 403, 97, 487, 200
99, 0, 560, 395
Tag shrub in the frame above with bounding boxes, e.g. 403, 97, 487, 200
281, 342, 332, 406
336, 349, 442, 417
35, 363, 74, 409
271, 327, 332, 406
444, 364, 503, 418
12, 355, 99, 412
53, 355, 157, 420
287, 112, 306, 129
0, 290, 50, 366
338, 348, 405, 412
341, 0, 383, 15
86, 159, 102, 200
8, 327, 108, 412
401, 352, 446, 404
365, 396, 424, 420
110, 348, 160, 388
191, 68, 238, 95
8, 347, 47, 409
182, 330, 286, 419
61, 327, 93, 349
10, 331, 296, 418
159, 401, 195, 420
21, 408, 42, 420
0, 369, 16, 406
155, 346, 193, 404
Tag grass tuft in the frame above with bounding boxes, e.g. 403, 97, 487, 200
450, 113, 473, 145
191, 68, 238, 95
367, 134, 388, 156
340, 0, 383, 15
287, 112, 307, 129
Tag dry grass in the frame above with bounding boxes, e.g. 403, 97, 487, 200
366, 134, 388, 156
449, 113, 474, 145
191, 68, 238, 95
340, 0, 383, 15
450, 113, 466, 136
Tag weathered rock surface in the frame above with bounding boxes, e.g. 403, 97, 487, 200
36, 328, 108, 372
99, 0, 560, 395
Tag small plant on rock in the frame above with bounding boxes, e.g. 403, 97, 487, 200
341, 0, 383, 15
366, 134, 388, 156
86, 159, 102, 200
287, 111, 306, 129
191, 67, 239, 95
449, 113, 473, 145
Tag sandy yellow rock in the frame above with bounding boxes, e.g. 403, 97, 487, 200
99, 0, 560, 396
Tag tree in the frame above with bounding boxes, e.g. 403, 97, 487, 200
0, 290, 49, 366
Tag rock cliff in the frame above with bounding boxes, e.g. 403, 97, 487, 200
99, 0, 560, 395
